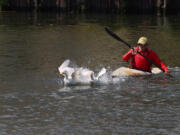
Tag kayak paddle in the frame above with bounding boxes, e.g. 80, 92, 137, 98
105, 27, 173, 77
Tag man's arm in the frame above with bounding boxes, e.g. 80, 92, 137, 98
151, 50, 169, 73
122, 49, 133, 61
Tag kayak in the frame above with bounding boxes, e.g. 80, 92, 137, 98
111, 67, 162, 77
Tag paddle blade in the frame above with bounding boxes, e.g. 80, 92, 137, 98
105, 27, 132, 48
105, 27, 122, 41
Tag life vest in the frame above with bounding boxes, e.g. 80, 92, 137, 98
122, 46, 168, 72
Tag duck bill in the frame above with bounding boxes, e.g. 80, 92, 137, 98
60, 72, 65, 77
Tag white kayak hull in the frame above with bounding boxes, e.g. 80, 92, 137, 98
112, 67, 162, 77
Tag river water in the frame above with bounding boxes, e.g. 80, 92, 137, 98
0, 12, 180, 135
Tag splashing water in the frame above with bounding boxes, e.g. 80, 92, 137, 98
58, 59, 126, 86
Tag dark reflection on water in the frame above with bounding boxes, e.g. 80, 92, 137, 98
0, 12, 180, 135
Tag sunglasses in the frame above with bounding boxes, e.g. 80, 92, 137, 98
138, 44, 148, 47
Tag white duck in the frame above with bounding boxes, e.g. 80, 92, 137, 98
58, 59, 106, 85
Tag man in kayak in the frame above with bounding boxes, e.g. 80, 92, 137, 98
122, 37, 169, 74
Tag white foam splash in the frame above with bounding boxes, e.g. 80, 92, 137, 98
58, 59, 129, 86
58, 59, 109, 86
